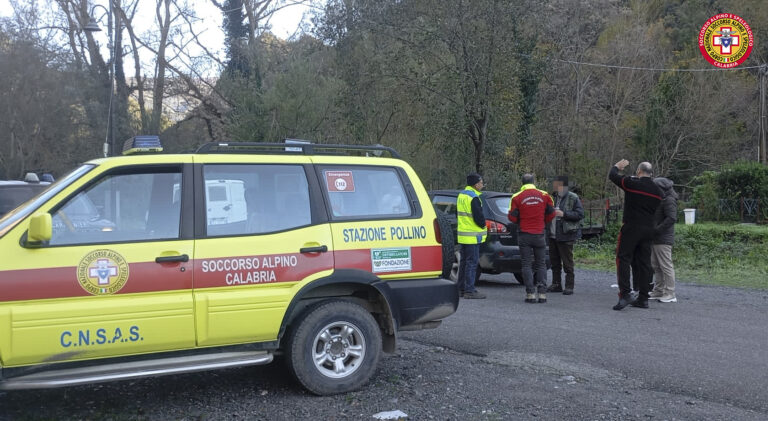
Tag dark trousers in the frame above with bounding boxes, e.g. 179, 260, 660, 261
458, 243, 480, 293
548, 238, 575, 289
615, 224, 654, 299
519, 232, 547, 294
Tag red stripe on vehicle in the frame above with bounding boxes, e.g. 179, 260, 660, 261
192, 252, 333, 288
334, 245, 442, 274
0, 245, 442, 302
0, 261, 192, 302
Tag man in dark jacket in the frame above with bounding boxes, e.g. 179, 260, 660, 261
546, 176, 584, 295
650, 177, 678, 303
609, 159, 663, 310
509, 174, 556, 303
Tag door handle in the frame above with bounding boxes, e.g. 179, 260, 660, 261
155, 254, 189, 263
300, 245, 328, 254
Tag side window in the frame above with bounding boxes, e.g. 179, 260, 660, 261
50, 169, 182, 245
203, 164, 311, 236
322, 167, 412, 219
431, 195, 457, 215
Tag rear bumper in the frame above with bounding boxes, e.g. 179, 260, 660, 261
378, 277, 459, 330
479, 242, 551, 274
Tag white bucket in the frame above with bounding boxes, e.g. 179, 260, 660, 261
683, 208, 696, 225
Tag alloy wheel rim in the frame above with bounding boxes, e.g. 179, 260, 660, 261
312, 321, 366, 379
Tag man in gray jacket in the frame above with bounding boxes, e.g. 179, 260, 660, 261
650, 177, 677, 303
546, 176, 584, 295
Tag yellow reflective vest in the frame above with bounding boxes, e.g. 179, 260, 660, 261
456, 186, 487, 244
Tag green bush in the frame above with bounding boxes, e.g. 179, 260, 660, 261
716, 161, 768, 199
689, 171, 720, 221
688, 162, 768, 222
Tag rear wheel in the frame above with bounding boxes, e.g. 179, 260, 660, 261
513, 272, 524, 284
285, 300, 382, 395
450, 250, 481, 284
449, 250, 460, 282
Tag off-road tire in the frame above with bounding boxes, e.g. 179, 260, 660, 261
435, 210, 455, 280
450, 249, 481, 284
513, 272, 525, 284
285, 300, 382, 395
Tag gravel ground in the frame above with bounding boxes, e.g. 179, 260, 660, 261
1, 339, 764, 420
2, 268, 767, 420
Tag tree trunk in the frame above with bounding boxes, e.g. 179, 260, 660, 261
149, 0, 171, 134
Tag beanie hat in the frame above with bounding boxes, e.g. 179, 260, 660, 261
466, 173, 482, 186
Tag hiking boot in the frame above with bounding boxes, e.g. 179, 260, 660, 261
547, 284, 563, 293
563, 289, 574, 295
630, 299, 649, 309
525, 293, 537, 303
538, 293, 547, 303
658, 294, 677, 303
613, 294, 635, 311
463, 291, 487, 299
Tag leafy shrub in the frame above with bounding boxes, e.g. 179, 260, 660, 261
689, 171, 720, 220
716, 161, 768, 199
688, 162, 768, 221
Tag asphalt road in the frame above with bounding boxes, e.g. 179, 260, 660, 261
1, 269, 766, 420
404, 268, 768, 417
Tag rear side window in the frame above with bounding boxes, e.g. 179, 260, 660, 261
203, 164, 311, 236
431, 195, 457, 214
489, 197, 512, 215
321, 167, 412, 219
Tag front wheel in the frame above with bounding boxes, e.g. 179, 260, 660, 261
285, 300, 382, 395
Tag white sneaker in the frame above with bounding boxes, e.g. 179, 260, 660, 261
658, 295, 677, 303
649, 291, 664, 300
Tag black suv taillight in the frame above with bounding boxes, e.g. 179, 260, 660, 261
485, 220, 508, 233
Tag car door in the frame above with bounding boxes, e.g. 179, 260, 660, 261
0, 159, 195, 367
192, 156, 334, 346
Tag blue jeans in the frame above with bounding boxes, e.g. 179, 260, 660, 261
458, 243, 480, 293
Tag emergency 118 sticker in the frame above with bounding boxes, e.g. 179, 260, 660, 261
371, 247, 412, 273
325, 170, 355, 192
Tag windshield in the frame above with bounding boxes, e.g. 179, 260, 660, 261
0, 164, 96, 238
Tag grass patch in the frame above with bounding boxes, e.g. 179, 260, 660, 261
574, 222, 768, 290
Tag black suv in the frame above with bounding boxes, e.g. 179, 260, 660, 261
429, 189, 550, 284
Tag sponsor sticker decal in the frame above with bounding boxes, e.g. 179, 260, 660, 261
371, 247, 412, 273
76, 249, 130, 295
325, 170, 355, 192
698, 13, 753, 68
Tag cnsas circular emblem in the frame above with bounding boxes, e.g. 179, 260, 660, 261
76, 249, 130, 295
699, 13, 754, 68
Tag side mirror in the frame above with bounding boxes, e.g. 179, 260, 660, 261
26, 213, 52, 246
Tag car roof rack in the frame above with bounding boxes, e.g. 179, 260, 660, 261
194, 142, 401, 159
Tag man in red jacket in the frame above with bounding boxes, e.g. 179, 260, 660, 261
509, 174, 557, 303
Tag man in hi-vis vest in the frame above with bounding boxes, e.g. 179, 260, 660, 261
456, 173, 488, 299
